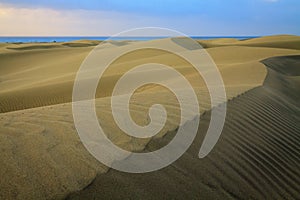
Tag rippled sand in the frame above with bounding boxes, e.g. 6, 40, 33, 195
0, 35, 299, 199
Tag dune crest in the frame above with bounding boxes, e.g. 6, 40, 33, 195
262, 55, 300, 105
68, 55, 300, 200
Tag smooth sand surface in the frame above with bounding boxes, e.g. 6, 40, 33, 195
0, 35, 300, 199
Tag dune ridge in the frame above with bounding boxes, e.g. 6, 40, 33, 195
67, 55, 300, 199
262, 55, 300, 106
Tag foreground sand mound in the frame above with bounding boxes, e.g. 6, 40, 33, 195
0, 85, 251, 199
0, 103, 109, 200
67, 56, 300, 199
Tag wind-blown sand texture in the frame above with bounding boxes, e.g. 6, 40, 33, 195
0, 35, 299, 199
68, 55, 300, 200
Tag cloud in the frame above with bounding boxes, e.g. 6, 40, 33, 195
0, 3, 230, 36
0, 4, 231, 36
0, 4, 168, 36
0, 1, 299, 36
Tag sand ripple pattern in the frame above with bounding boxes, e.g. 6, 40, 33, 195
67, 56, 300, 199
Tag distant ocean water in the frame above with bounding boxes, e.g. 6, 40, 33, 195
0, 36, 258, 43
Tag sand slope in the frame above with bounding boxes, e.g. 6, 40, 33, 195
1, 36, 300, 113
68, 56, 300, 200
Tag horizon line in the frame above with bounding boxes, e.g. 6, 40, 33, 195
0, 34, 298, 37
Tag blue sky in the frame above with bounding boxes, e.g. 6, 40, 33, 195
0, 0, 299, 36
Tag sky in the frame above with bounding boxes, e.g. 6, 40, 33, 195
0, 0, 299, 36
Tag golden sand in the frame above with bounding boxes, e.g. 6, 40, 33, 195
0, 35, 299, 199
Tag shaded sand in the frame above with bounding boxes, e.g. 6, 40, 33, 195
262, 55, 300, 105
68, 56, 300, 200
0, 36, 300, 199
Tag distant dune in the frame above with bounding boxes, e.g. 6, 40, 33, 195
0, 35, 299, 199
1, 35, 299, 113
198, 35, 300, 50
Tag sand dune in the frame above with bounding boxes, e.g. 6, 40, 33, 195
199, 35, 300, 50
5, 40, 100, 50
0, 36, 300, 199
1, 36, 299, 113
68, 56, 300, 199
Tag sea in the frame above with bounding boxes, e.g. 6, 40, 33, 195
0, 36, 258, 43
